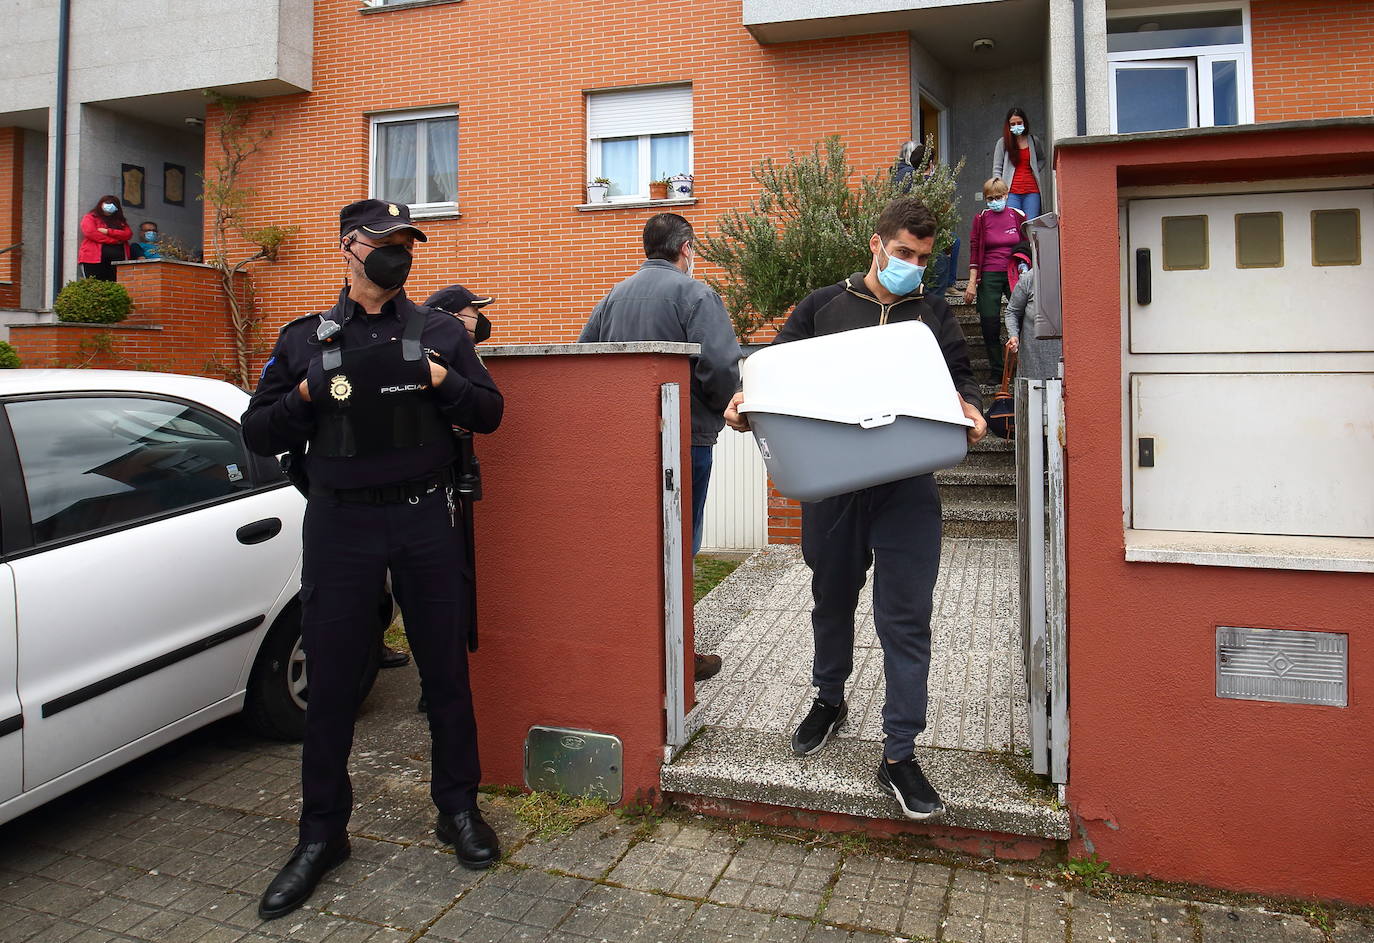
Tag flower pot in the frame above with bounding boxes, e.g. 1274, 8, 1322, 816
649, 181, 669, 200
586, 183, 609, 204
669, 174, 694, 199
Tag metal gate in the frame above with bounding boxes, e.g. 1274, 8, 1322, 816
1015, 378, 1068, 786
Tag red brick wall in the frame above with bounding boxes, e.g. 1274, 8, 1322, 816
0, 127, 22, 309
9, 261, 245, 378
210, 0, 912, 369
1251, 0, 1374, 121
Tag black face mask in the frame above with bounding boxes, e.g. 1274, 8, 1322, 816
472, 311, 492, 344
350, 243, 413, 290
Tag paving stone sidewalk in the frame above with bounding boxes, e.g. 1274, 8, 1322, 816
2, 659, 1371, 943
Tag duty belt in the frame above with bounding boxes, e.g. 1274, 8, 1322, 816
313, 467, 454, 505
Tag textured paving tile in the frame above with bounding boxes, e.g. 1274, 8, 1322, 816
606, 822, 735, 897
691, 540, 1027, 755
705, 836, 839, 919
425, 867, 589, 942
942, 870, 1067, 943
555, 883, 699, 942
1066, 892, 1191, 943
821, 853, 951, 938
1192, 902, 1326, 943
508, 813, 636, 879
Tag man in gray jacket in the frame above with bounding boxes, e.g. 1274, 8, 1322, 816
579, 213, 741, 680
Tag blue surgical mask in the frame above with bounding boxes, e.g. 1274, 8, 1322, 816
101, 202, 117, 214
143, 231, 158, 242
876, 243, 925, 296
1010, 124, 1025, 136
987, 198, 1007, 212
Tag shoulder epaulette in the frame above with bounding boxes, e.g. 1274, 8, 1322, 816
279, 311, 326, 334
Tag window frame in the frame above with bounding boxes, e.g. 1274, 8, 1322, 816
1106, 2, 1253, 134
0, 392, 283, 559
368, 107, 460, 218
585, 85, 694, 204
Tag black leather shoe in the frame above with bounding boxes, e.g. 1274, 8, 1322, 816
380, 645, 411, 669
436, 809, 501, 870
258, 837, 350, 920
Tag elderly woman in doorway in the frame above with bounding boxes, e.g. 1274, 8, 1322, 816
990, 107, 1049, 221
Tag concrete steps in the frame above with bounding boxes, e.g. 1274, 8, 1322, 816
942, 431, 1017, 538
663, 727, 1069, 842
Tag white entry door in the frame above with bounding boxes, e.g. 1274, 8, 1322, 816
1128, 189, 1374, 353
1131, 372, 1374, 537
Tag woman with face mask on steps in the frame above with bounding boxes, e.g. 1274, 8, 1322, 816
963, 177, 1027, 382
990, 107, 1049, 222
78, 194, 133, 281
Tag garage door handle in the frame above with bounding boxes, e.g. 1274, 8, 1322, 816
237, 518, 282, 545
1135, 248, 1151, 305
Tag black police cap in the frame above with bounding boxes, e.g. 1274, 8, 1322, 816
339, 199, 428, 242
425, 285, 494, 312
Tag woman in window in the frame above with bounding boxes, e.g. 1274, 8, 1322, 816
990, 107, 1049, 221
78, 195, 133, 281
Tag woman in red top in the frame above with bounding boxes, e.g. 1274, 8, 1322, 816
78, 194, 133, 281
990, 107, 1049, 221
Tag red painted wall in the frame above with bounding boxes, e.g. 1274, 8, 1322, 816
1055, 122, 1374, 905
470, 350, 695, 804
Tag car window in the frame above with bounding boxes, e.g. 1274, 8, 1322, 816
6, 396, 256, 544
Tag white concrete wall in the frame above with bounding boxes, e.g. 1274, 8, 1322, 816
77, 107, 205, 257
0, 0, 312, 117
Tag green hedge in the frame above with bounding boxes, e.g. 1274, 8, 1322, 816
56, 278, 132, 324
0, 341, 20, 369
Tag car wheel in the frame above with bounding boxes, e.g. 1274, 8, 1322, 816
243, 601, 385, 741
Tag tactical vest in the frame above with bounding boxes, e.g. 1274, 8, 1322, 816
308, 306, 452, 458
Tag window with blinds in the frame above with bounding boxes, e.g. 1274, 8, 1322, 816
369, 108, 459, 215
586, 85, 692, 202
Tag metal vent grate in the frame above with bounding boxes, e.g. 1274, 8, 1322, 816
1216, 627, 1347, 707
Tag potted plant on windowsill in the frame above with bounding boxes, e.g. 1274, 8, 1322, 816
649, 177, 670, 201
668, 173, 694, 199
586, 177, 611, 204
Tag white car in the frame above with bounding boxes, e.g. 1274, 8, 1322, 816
0, 370, 385, 826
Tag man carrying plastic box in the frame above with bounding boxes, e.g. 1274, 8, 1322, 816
723, 197, 987, 819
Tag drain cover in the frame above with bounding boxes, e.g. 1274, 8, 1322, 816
1216, 626, 1347, 707
524, 726, 623, 803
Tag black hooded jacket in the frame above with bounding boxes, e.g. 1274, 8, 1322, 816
772, 274, 982, 412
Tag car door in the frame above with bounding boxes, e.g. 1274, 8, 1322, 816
0, 565, 20, 805
2, 392, 301, 789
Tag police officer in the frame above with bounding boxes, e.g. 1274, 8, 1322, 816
243, 200, 504, 920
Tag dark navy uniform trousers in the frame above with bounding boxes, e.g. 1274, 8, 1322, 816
298, 487, 477, 842
801, 474, 942, 762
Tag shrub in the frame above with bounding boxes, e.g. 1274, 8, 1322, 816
55, 278, 133, 324
0, 341, 20, 369
697, 134, 962, 341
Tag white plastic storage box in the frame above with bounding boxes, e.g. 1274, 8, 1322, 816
739, 321, 972, 502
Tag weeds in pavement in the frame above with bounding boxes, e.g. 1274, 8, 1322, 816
1063, 852, 1112, 889
510, 791, 609, 839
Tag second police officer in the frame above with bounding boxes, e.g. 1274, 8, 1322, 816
243, 199, 504, 920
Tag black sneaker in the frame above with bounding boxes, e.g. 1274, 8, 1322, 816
876, 757, 944, 820
791, 698, 847, 756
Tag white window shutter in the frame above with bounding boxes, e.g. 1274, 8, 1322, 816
588, 85, 693, 138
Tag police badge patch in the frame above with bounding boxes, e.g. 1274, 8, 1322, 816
329, 375, 353, 401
